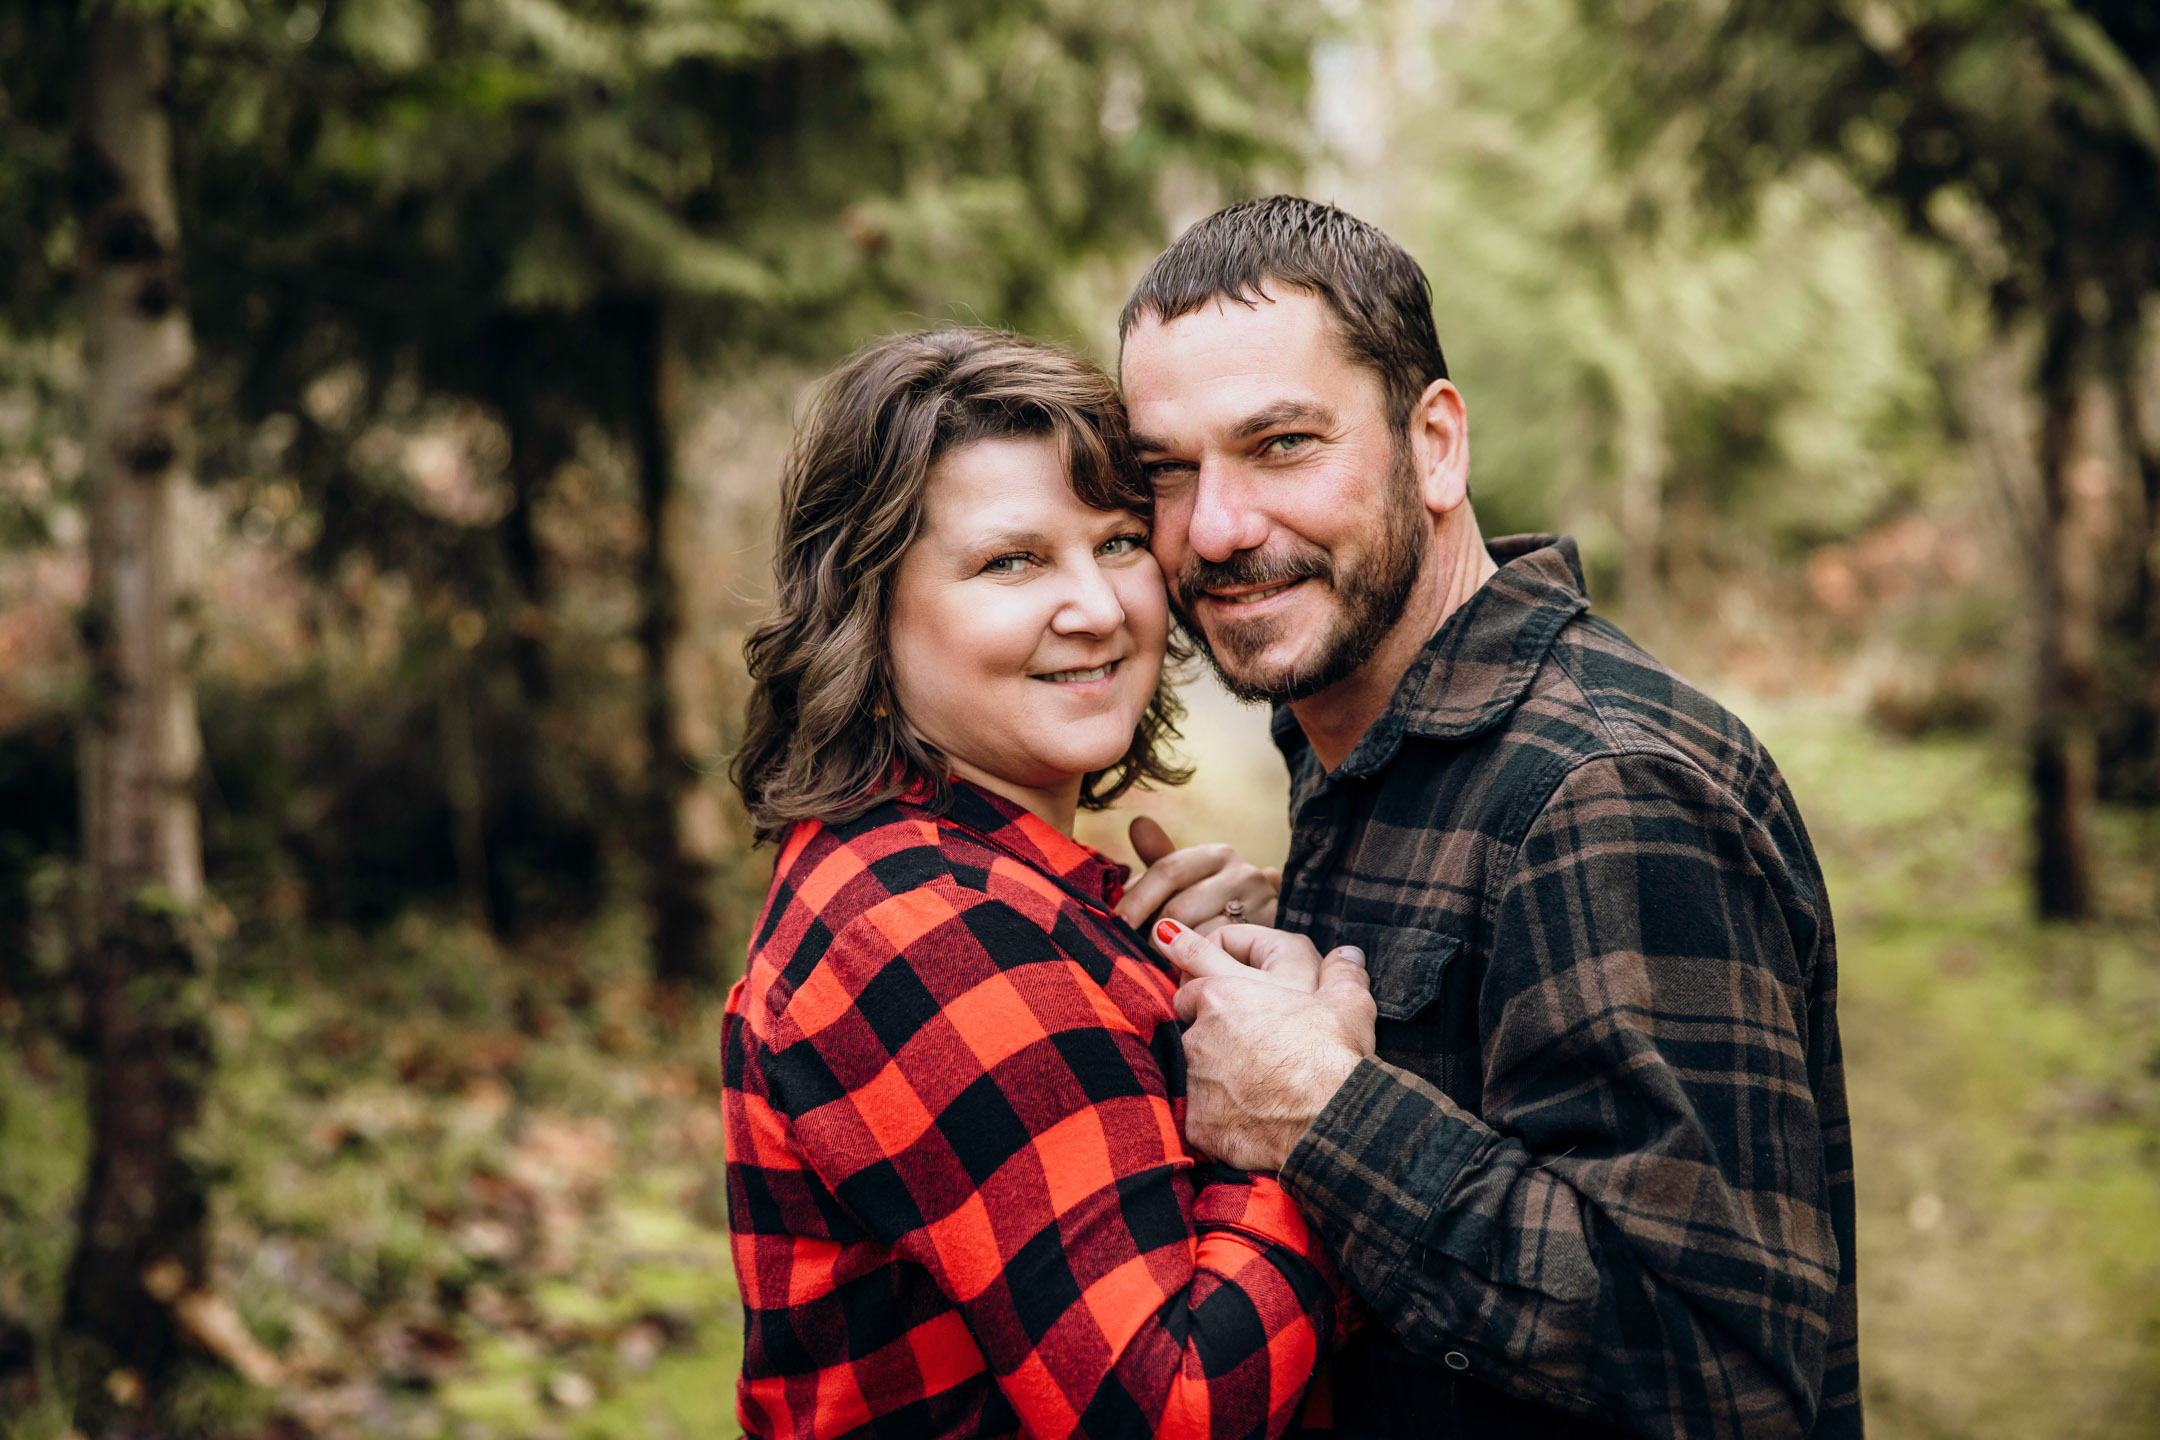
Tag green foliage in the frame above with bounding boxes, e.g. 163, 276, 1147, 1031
1358, 0, 1954, 586
0, 4, 79, 337
168, 0, 1316, 380
0, 1042, 87, 1341
1586, 0, 2158, 341
110, 0, 1320, 951
1576, 0, 2160, 825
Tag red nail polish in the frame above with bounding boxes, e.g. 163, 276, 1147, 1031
1155, 919, 1181, 945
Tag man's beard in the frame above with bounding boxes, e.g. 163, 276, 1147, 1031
1175, 444, 1426, 704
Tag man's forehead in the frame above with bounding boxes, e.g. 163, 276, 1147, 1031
1121, 290, 1374, 433
1121, 286, 1334, 365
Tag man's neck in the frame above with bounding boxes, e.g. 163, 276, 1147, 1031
1289, 513, 1499, 773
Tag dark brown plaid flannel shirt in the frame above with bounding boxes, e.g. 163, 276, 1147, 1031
724, 779, 1340, 1439
1272, 536, 1859, 1440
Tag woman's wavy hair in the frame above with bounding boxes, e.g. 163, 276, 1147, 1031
733, 327, 1191, 845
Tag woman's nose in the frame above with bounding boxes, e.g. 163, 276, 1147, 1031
1051, 558, 1127, 635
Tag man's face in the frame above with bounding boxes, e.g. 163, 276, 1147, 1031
1121, 289, 1427, 703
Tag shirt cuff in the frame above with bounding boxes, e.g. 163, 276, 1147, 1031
1278, 1056, 1488, 1311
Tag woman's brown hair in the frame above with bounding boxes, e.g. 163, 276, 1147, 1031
733, 327, 1189, 844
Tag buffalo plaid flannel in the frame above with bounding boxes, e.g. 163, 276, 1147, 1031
1272, 536, 1859, 1440
724, 779, 1341, 1439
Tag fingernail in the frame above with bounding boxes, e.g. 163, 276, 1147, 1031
1341, 946, 1366, 966
1155, 919, 1183, 946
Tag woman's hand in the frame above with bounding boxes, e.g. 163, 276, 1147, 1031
1149, 918, 1327, 991
1113, 816, 1281, 935
1148, 918, 1375, 1172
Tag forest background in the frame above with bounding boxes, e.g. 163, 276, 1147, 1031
1, 0, 2157, 1437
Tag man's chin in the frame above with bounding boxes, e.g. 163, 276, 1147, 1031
1195, 614, 1383, 707
1195, 634, 1313, 705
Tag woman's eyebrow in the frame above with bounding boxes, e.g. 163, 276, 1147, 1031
957, 526, 1049, 552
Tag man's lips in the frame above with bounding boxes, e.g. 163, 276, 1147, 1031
1201, 577, 1308, 609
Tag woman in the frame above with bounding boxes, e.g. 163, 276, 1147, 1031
724, 328, 1339, 1438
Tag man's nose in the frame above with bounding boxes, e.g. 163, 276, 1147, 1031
1185, 463, 1270, 564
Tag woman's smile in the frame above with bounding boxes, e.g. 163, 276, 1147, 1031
1033, 658, 1120, 684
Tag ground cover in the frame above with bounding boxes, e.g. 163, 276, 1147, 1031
1745, 701, 2160, 1440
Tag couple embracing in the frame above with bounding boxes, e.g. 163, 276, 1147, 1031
720, 198, 1861, 1440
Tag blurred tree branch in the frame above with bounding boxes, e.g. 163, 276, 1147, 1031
1588, 0, 2160, 919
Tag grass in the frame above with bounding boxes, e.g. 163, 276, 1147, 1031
1, 916, 745, 1440
2, 684, 2157, 1438
1741, 700, 2160, 1440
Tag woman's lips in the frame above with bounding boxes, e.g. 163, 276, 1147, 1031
1032, 659, 1120, 684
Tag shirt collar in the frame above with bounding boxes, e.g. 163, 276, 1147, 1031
932, 776, 1133, 909
1271, 534, 1591, 780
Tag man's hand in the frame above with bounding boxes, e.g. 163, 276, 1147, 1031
1114, 816, 1282, 935
1150, 918, 1377, 1172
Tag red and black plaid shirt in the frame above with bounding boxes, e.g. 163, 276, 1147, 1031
723, 779, 1341, 1439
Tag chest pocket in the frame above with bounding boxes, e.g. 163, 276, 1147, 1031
1333, 922, 1461, 1022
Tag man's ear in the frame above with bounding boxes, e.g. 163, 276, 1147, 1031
1408, 378, 1470, 517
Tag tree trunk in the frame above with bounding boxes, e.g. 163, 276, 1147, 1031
2031, 310, 2114, 921
629, 301, 722, 989
439, 664, 489, 928
2100, 337, 2159, 806
500, 385, 569, 710
62, 6, 218, 1434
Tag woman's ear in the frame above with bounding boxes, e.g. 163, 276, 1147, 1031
1409, 379, 1471, 518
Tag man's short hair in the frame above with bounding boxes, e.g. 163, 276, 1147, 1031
1119, 195, 1448, 431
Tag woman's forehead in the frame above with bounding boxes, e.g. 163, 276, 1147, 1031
921, 436, 1139, 535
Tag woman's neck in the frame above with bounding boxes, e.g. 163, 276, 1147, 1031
947, 759, 1082, 836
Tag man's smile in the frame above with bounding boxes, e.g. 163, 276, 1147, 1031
1207, 578, 1307, 608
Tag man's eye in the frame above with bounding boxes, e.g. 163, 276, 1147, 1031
1143, 460, 1195, 483
1263, 433, 1315, 456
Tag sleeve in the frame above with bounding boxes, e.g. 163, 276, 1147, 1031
763, 884, 1339, 1440
1279, 753, 1840, 1440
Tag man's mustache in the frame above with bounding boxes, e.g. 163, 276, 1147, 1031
1174, 548, 1335, 615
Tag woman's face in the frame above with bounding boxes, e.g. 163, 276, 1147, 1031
887, 435, 1169, 828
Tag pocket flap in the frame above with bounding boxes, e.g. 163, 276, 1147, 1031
1334, 922, 1461, 1022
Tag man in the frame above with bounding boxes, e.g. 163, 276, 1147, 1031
1110, 197, 1860, 1440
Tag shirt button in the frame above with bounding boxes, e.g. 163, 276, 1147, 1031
1443, 1351, 1471, 1372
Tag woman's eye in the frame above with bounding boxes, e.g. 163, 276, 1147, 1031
980, 553, 1032, 575
1099, 533, 1148, 557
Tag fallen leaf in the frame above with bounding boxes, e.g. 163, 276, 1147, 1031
175, 1291, 286, 1387
547, 1371, 597, 1410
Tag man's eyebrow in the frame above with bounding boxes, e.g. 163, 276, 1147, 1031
1131, 400, 1335, 457
1229, 399, 1334, 441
